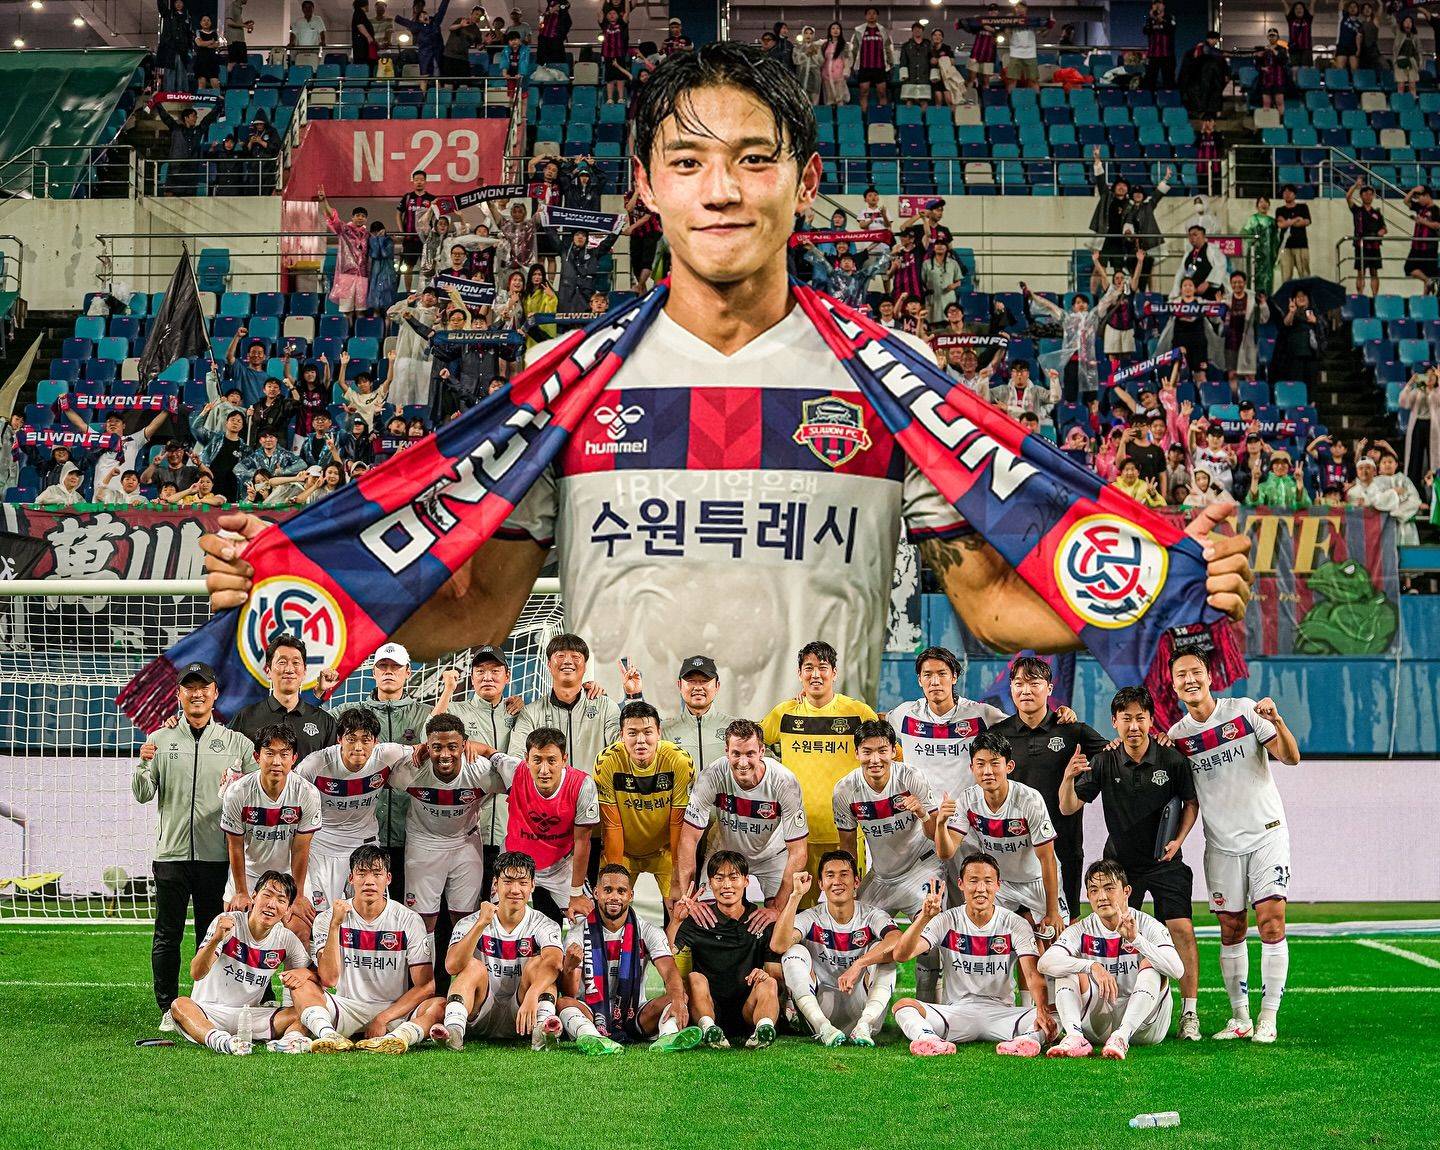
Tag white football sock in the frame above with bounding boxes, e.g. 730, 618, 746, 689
657, 1005, 680, 1035
698, 1015, 716, 1032
780, 946, 831, 1033
1260, 938, 1289, 1015
755, 1017, 775, 1031
1052, 974, 1084, 1037
534, 995, 557, 1025
443, 999, 468, 1031
301, 1006, 339, 1040
857, 965, 897, 1031
1115, 968, 1163, 1042
1182, 997, 1198, 1015
204, 1028, 234, 1054
893, 1005, 937, 1042
393, 1020, 424, 1048
1220, 942, 1251, 1019
559, 1005, 599, 1040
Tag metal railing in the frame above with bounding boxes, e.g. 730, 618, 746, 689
136, 156, 283, 198
96, 231, 331, 293
0, 146, 135, 201
1331, 233, 1440, 294
1230, 144, 1432, 207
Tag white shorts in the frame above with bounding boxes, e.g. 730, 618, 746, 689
405, 839, 485, 916
996, 876, 1069, 922
1079, 983, 1172, 1047
185, 1001, 281, 1041
1204, 831, 1291, 913
308, 850, 357, 912
925, 998, 1038, 1044
466, 983, 523, 1039
785, 946, 897, 1032
325, 994, 421, 1039
860, 865, 945, 919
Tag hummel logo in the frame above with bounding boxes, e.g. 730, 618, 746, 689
595, 404, 645, 441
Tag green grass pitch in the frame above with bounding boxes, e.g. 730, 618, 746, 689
2, 909, 1437, 1150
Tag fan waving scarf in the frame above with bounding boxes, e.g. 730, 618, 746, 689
118, 283, 1241, 732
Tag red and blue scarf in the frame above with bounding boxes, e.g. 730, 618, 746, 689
118, 282, 1239, 731
581, 909, 645, 1041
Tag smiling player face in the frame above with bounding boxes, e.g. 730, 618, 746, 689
596, 871, 634, 923
633, 84, 820, 292
427, 729, 466, 782
856, 736, 894, 789
1171, 653, 1212, 708
969, 747, 1013, 796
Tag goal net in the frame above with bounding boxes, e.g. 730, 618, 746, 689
0, 583, 565, 922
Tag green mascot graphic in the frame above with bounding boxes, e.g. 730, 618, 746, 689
1294, 559, 1398, 655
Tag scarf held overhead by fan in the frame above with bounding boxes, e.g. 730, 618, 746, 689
117, 283, 1240, 731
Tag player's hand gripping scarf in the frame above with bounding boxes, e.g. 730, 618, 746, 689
581, 908, 645, 1040
118, 283, 1241, 731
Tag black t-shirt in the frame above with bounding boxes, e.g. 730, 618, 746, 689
227, 693, 339, 760
1276, 203, 1310, 250
208, 436, 243, 501
1073, 740, 1195, 870
988, 713, 1111, 844
1126, 442, 1165, 483
675, 903, 772, 1000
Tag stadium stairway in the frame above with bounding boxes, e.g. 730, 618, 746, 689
0, 312, 73, 406
1314, 317, 1398, 445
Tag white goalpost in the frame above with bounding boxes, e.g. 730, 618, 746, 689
0, 577, 564, 923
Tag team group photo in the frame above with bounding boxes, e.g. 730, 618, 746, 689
0, 1, 1437, 1147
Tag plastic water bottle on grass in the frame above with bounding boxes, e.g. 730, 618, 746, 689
1129, 1113, 1180, 1129
235, 1006, 253, 1056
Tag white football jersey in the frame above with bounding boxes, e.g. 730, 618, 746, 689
565, 914, 672, 1001
683, 757, 808, 871
311, 898, 431, 1005
890, 696, 1009, 797
949, 780, 1056, 885
296, 743, 413, 856
191, 912, 309, 1009
832, 763, 939, 882
451, 906, 563, 1000
1051, 910, 1177, 999
793, 901, 899, 990
219, 771, 322, 882
1168, 696, 1286, 855
502, 311, 968, 716
920, 905, 1037, 1005
387, 756, 494, 850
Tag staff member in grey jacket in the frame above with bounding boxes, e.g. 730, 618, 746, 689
132, 661, 254, 1031
660, 655, 737, 772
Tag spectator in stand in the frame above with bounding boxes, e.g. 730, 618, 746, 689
206, 135, 246, 195
65, 407, 172, 504
299, 410, 350, 469
1275, 184, 1311, 282
1242, 196, 1279, 296
600, 5, 630, 104
1116, 414, 1166, 490
441, 6, 482, 79
794, 26, 822, 104
415, 206, 467, 281
1003, 3, 1052, 92
622, 189, 661, 295
1245, 449, 1310, 510
887, 226, 924, 303
1306, 433, 1353, 494
1223, 272, 1272, 381
1182, 466, 1227, 510
990, 362, 1059, 429
953, 346, 1002, 396
282, 354, 333, 442
1173, 227, 1228, 299
1400, 368, 1440, 491
373, 1, 395, 53
1142, 0, 1177, 90
1193, 422, 1237, 494
899, 23, 931, 106
339, 353, 389, 430
1113, 457, 1166, 507
1334, 2, 1362, 71
1164, 444, 1191, 506
353, 0, 378, 73
175, 471, 227, 508
37, 462, 86, 508
931, 28, 963, 107
1272, 286, 1325, 387
1178, 30, 1229, 119
397, 0, 448, 80
536, 0, 570, 65
957, 5, 1001, 96
224, 0, 253, 65
920, 240, 964, 325
189, 401, 247, 502
111, 470, 148, 507
368, 221, 399, 313
1351, 453, 1422, 543
28, 442, 79, 492
1102, 261, 1146, 380
1234, 432, 1272, 501
307, 462, 348, 504
395, 170, 435, 293
483, 197, 538, 284
1357, 2, 1382, 74
289, 0, 328, 67
0, 413, 20, 495
247, 377, 297, 446
192, 15, 220, 89
1194, 117, 1225, 198
561, 158, 604, 217
319, 188, 372, 317
1402, 185, 1439, 293
156, 0, 193, 90
1255, 30, 1289, 114
523, 263, 559, 345
818, 22, 851, 106
661, 16, 691, 56
1286, 3, 1314, 68
349, 417, 378, 467
386, 286, 440, 409
142, 440, 200, 491
242, 118, 281, 195
850, 7, 894, 112
558, 228, 618, 312
1026, 281, 1122, 405
155, 105, 204, 197
237, 430, 304, 492
768, 21, 798, 71
1394, 13, 1424, 95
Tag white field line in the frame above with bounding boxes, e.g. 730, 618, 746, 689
1355, 939, 1440, 970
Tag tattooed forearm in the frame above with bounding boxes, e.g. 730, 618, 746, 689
918, 534, 988, 583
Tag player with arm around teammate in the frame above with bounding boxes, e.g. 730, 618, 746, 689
1039, 859, 1186, 1060
890, 853, 1057, 1057
170, 870, 314, 1054
1168, 649, 1301, 1045
418, 850, 566, 1051
554, 863, 705, 1054
770, 855, 900, 1047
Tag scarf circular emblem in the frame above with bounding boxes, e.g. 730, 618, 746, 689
1054, 515, 1168, 630
237, 576, 347, 687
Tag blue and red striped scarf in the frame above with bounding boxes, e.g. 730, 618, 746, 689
118, 282, 1240, 731
581, 909, 644, 1041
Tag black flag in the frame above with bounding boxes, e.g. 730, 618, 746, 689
136, 245, 210, 384
0, 529, 48, 581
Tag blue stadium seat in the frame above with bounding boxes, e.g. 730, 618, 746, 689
36, 379, 68, 406
74, 315, 105, 341
1274, 381, 1308, 408
62, 337, 92, 360
96, 336, 128, 362
1375, 295, 1406, 321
